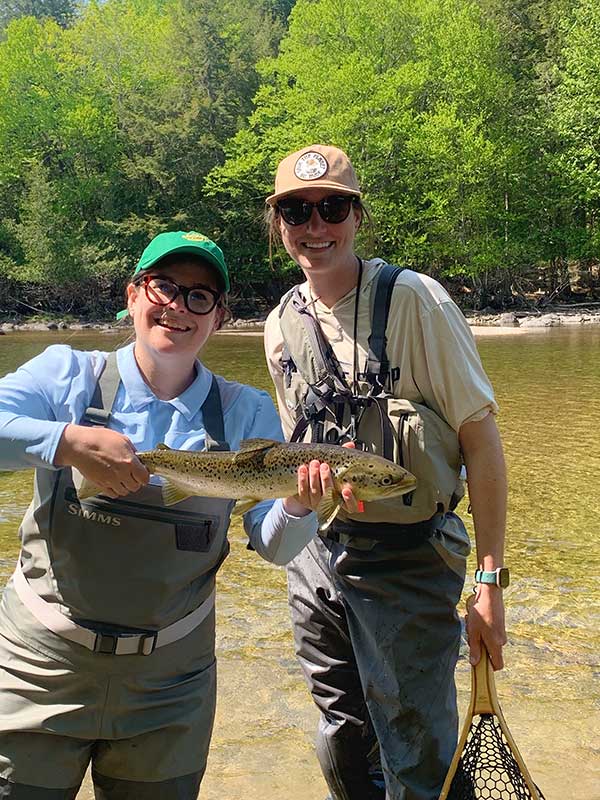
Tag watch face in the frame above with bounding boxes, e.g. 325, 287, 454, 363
498, 568, 510, 588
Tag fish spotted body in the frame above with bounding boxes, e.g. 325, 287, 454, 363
77, 438, 417, 529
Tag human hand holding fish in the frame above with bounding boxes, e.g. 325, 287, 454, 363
73, 436, 417, 531
281, 454, 361, 520
55, 424, 150, 499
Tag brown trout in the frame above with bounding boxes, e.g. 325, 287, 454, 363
77, 438, 417, 529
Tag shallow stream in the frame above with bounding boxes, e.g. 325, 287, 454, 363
0, 327, 598, 799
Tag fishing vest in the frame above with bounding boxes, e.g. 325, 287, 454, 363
278, 263, 464, 527
8, 353, 235, 633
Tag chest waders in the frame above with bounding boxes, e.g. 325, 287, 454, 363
278, 262, 464, 545
0, 354, 242, 797
280, 267, 470, 800
6, 352, 235, 650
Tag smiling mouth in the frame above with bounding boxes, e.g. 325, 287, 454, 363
156, 316, 191, 333
303, 241, 334, 250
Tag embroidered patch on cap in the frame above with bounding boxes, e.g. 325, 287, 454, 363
182, 232, 209, 241
294, 152, 328, 181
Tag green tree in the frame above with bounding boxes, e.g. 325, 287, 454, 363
208, 0, 523, 303
8, 159, 77, 284
553, 0, 600, 252
0, 0, 289, 311
66, 0, 288, 266
0, 0, 77, 29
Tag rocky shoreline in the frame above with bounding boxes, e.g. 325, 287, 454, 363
1, 306, 600, 334
464, 306, 600, 328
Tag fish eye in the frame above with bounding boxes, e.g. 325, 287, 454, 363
381, 476, 392, 485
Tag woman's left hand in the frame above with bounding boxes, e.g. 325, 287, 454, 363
282, 459, 360, 517
465, 585, 507, 670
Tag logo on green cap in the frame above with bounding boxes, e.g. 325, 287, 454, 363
182, 233, 210, 242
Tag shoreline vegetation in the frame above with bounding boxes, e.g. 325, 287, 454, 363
2, 302, 600, 337
2, 0, 600, 322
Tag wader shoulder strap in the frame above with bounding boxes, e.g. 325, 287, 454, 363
279, 285, 349, 394
82, 352, 120, 427
202, 376, 229, 451
82, 353, 228, 451
366, 263, 404, 387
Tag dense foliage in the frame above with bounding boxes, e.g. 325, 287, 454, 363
0, 0, 598, 317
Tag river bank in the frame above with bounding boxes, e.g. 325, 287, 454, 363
1, 305, 599, 336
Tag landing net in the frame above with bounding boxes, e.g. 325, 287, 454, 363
446, 714, 545, 800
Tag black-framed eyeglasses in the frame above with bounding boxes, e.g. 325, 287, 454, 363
276, 194, 358, 226
139, 274, 221, 315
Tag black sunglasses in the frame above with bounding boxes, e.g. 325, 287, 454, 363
276, 194, 358, 226
140, 274, 221, 315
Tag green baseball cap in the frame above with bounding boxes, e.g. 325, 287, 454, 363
116, 230, 229, 320
134, 230, 229, 291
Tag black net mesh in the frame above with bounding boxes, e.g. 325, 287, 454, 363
447, 714, 545, 800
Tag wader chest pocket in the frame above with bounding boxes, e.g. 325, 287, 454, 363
63, 487, 219, 553
176, 522, 213, 552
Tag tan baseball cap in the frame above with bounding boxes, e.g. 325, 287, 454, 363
266, 144, 362, 206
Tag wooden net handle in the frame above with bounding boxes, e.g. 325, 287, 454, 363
438, 597, 543, 800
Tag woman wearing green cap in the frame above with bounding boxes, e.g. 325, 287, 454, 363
0, 230, 352, 798
264, 146, 508, 800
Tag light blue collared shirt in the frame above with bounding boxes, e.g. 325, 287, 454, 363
0, 343, 316, 564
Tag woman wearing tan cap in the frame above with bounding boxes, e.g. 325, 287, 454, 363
264, 145, 508, 800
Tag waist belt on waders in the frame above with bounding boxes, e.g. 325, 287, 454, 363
13, 560, 215, 655
323, 512, 443, 549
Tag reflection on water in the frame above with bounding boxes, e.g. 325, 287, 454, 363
0, 327, 599, 800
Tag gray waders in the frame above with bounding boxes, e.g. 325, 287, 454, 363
287, 514, 470, 800
0, 355, 234, 798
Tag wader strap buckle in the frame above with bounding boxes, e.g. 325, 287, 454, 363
93, 631, 157, 656
93, 633, 118, 655
139, 633, 157, 656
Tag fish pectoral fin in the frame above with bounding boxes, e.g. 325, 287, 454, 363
317, 489, 344, 532
72, 468, 100, 501
161, 479, 192, 507
76, 480, 101, 501
233, 438, 279, 464
231, 497, 261, 517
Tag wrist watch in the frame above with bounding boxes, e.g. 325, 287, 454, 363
474, 567, 510, 588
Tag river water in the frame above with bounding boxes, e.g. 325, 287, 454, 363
0, 327, 598, 799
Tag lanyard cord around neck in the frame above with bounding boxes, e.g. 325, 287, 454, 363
352, 256, 363, 397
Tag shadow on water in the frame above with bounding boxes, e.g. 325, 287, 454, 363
0, 327, 598, 799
